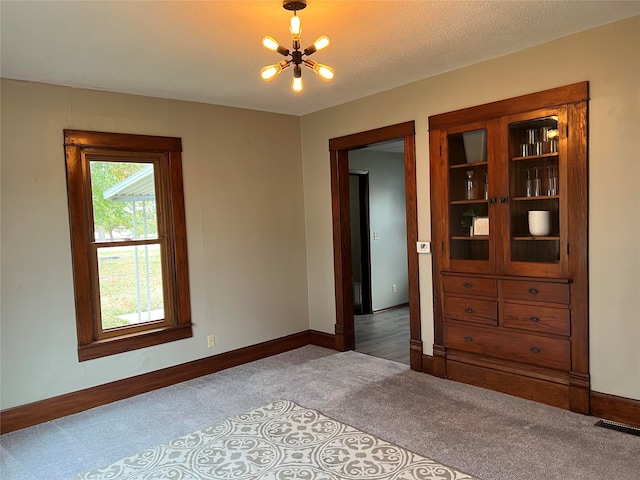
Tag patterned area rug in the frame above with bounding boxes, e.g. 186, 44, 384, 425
76, 400, 477, 479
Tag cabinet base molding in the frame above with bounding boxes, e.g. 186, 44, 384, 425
446, 359, 571, 410
410, 339, 424, 372
445, 350, 591, 414
421, 354, 434, 375
444, 349, 590, 412
447, 350, 571, 385
569, 372, 591, 415
421, 363, 639, 427
1, 330, 336, 434
432, 344, 447, 378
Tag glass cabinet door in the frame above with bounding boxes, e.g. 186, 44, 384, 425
503, 108, 567, 277
445, 123, 495, 274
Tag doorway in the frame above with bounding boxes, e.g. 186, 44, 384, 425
349, 171, 372, 316
329, 121, 422, 371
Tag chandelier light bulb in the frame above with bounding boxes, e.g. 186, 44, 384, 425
292, 76, 303, 92
261, 65, 280, 81
289, 14, 301, 40
304, 59, 334, 80
262, 36, 289, 56
260, 60, 290, 81
262, 36, 280, 51
292, 65, 303, 92
315, 64, 334, 80
313, 36, 330, 51
304, 36, 330, 56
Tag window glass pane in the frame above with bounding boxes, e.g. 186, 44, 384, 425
90, 162, 158, 241
97, 244, 165, 330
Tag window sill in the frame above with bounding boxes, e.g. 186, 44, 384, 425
78, 323, 193, 361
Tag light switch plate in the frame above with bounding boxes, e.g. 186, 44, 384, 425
417, 241, 431, 253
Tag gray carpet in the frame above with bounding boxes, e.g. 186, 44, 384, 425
76, 399, 477, 479
1, 346, 639, 479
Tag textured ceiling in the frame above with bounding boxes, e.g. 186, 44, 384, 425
1, 1, 638, 116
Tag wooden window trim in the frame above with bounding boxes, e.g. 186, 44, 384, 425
64, 130, 192, 361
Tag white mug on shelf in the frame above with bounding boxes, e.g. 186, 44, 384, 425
528, 210, 551, 236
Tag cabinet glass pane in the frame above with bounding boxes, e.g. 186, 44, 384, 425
448, 129, 489, 261
508, 117, 560, 264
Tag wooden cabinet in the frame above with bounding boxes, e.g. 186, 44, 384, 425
429, 83, 589, 413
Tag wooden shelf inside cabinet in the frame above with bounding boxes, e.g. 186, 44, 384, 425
512, 153, 558, 162
452, 235, 490, 240
450, 161, 488, 169
513, 235, 560, 241
512, 195, 560, 201
451, 199, 489, 205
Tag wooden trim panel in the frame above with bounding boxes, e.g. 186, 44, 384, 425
591, 391, 640, 429
78, 324, 193, 361
64, 130, 182, 151
423, 360, 640, 425
421, 354, 434, 375
308, 330, 336, 349
329, 122, 415, 151
447, 359, 570, 409
330, 148, 354, 352
0, 330, 336, 434
428, 82, 588, 130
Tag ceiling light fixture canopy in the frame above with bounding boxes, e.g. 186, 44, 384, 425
261, 0, 334, 93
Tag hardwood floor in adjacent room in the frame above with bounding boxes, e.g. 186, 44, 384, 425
355, 304, 410, 365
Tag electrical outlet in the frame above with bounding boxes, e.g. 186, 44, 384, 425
207, 334, 216, 348
392, 284, 397, 293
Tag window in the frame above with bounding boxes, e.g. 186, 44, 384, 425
64, 130, 192, 361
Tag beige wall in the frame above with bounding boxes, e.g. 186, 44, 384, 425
301, 17, 640, 400
0, 80, 309, 409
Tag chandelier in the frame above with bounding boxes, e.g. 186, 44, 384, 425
260, 0, 334, 93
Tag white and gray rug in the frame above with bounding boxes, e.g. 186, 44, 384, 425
76, 400, 477, 480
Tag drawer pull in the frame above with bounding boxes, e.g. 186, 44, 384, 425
530, 347, 541, 354
465, 307, 474, 314
529, 316, 540, 323
464, 336, 473, 342
529, 288, 539, 295
463, 282, 473, 288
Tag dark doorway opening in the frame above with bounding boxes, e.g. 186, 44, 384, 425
349, 171, 372, 316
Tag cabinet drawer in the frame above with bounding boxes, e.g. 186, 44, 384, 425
444, 323, 570, 371
500, 280, 570, 304
444, 295, 497, 325
503, 302, 570, 336
442, 275, 497, 297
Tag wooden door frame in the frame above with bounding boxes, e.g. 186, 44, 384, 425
329, 121, 423, 371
